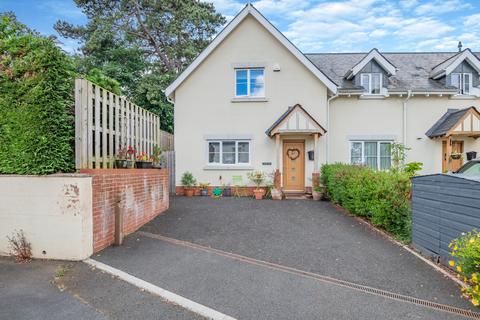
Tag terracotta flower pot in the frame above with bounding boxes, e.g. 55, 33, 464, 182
312, 191, 322, 201
253, 188, 265, 200
184, 187, 195, 197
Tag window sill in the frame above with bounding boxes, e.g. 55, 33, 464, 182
231, 97, 268, 103
203, 165, 254, 171
359, 94, 388, 100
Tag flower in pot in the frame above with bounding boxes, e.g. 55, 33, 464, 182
136, 152, 153, 168
181, 172, 197, 197
312, 185, 325, 201
115, 147, 129, 168
450, 152, 463, 160
247, 171, 266, 200
127, 146, 136, 167
198, 183, 210, 196
151, 146, 165, 169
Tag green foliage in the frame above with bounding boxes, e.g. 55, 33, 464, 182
449, 230, 480, 307
247, 171, 266, 189
390, 142, 410, 173
321, 163, 412, 241
55, 0, 226, 133
85, 68, 122, 95
181, 172, 197, 187
404, 162, 423, 177
0, 15, 75, 174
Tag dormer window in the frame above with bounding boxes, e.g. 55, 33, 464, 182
451, 73, 472, 95
360, 73, 382, 94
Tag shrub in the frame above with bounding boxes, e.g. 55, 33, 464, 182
321, 163, 412, 241
449, 230, 480, 307
181, 172, 196, 187
247, 171, 266, 190
0, 16, 75, 174
7, 229, 32, 263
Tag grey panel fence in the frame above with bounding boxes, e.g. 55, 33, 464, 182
412, 174, 480, 265
164, 151, 176, 194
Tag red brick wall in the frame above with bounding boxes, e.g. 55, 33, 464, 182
80, 169, 169, 252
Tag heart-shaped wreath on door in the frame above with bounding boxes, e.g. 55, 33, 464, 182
287, 148, 300, 160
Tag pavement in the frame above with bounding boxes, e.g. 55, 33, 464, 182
2, 197, 476, 319
0, 257, 204, 320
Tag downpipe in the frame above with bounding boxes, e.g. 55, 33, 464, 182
326, 93, 339, 164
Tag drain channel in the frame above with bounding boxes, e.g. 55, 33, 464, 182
138, 231, 480, 319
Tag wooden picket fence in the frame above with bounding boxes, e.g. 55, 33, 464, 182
74, 78, 174, 169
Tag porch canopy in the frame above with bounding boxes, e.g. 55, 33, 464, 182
265, 104, 326, 173
426, 106, 480, 171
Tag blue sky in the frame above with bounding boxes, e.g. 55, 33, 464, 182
2, 0, 480, 53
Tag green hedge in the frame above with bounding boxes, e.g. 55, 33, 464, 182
0, 16, 75, 174
321, 163, 412, 241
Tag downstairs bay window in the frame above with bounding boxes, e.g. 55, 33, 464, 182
350, 141, 392, 170
208, 140, 250, 165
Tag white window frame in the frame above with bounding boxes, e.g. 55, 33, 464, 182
235, 68, 265, 97
207, 140, 251, 166
349, 140, 392, 170
451, 72, 473, 95
360, 73, 382, 95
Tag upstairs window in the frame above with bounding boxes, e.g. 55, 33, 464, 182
360, 73, 382, 94
451, 73, 472, 95
235, 68, 265, 97
350, 141, 392, 170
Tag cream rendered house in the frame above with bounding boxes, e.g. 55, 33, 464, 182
165, 4, 480, 195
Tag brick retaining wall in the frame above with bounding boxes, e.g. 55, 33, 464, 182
81, 169, 169, 252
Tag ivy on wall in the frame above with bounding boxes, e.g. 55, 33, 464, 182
0, 16, 75, 174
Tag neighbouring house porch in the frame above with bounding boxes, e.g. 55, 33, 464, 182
426, 106, 480, 172
265, 104, 326, 198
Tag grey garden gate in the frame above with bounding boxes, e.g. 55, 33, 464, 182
412, 174, 480, 265
164, 151, 175, 194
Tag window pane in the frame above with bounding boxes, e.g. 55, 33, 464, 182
238, 142, 249, 153
451, 73, 461, 92
238, 153, 249, 163
361, 74, 370, 93
364, 142, 378, 169
379, 142, 391, 170
351, 142, 363, 164
371, 73, 381, 94
236, 69, 248, 96
222, 141, 235, 164
208, 142, 220, 163
464, 73, 471, 94
250, 69, 265, 97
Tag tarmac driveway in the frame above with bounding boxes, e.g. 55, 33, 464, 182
93, 197, 478, 319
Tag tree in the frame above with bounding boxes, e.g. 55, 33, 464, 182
55, 0, 226, 132
0, 15, 75, 174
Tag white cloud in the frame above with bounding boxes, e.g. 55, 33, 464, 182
414, 0, 472, 15
370, 29, 388, 38
394, 18, 454, 39
40, 1, 85, 19
208, 0, 244, 13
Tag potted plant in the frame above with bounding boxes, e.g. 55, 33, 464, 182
127, 145, 136, 167
199, 183, 210, 196
181, 172, 197, 197
115, 147, 129, 168
223, 183, 232, 197
151, 146, 164, 169
312, 185, 325, 201
247, 171, 266, 200
136, 152, 153, 168
451, 152, 463, 160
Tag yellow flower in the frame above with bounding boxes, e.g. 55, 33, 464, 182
472, 298, 479, 306
449, 260, 455, 267
470, 238, 476, 244
472, 273, 478, 282
457, 266, 462, 272
453, 245, 458, 251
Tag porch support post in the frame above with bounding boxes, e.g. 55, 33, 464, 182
446, 135, 452, 172
313, 133, 319, 173
272, 133, 283, 200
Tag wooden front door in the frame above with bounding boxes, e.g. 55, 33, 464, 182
442, 140, 464, 172
283, 140, 305, 192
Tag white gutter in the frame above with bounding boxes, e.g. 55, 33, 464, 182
326, 93, 339, 164
402, 90, 412, 146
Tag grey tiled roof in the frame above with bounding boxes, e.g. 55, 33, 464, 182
305, 52, 480, 92
425, 107, 473, 138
